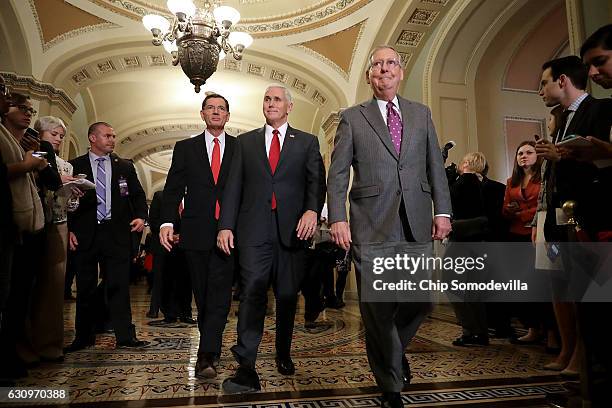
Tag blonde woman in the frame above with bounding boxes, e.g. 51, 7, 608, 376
27, 116, 81, 362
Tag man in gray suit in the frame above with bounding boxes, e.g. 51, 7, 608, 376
327, 45, 452, 407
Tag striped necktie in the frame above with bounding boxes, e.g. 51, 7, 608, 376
96, 157, 107, 221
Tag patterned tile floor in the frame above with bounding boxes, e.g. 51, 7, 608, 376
12, 284, 565, 407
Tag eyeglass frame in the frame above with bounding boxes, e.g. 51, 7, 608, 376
11, 104, 37, 116
369, 58, 402, 71
0, 83, 10, 97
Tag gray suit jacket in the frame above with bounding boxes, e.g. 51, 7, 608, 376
327, 96, 451, 243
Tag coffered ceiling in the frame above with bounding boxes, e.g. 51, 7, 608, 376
0, 0, 459, 196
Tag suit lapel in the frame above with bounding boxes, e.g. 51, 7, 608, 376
398, 96, 413, 161
565, 95, 591, 137
110, 154, 120, 207
255, 127, 272, 175
218, 134, 234, 184
276, 125, 296, 173
193, 133, 215, 185
361, 98, 398, 161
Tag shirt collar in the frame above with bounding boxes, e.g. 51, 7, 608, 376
89, 150, 109, 161
376, 95, 400, 111
204, 129, 226, 145
567, 93, 588, 112
265, 122, 289, 137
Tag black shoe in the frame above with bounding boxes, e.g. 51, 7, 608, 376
275, 357, 295, 375
304, 319, 317, 329
491, 327, 515, 339
116, 338, 150, 349
179, 317, 197, 325
401, 355, 412, 387
146, 311, 159, 319
452, 334, 489, 346
222, 366, 261, 394
381, 392, 403, 408
195, 353, 216, 379
64, 337, 95, 353
40, 355, 65, 363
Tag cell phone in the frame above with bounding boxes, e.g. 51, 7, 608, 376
32, 151, 47, 158
546, 242, 560, 262
25, 127, 40, 140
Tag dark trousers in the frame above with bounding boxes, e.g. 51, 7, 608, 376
0, 227, 13, 317
232, 211, 305, 366
162, 248, 192, 320
147, 250, 164, 315
302, 248, 324, 321
354, 201, 431, 392
0, 230, 45, 364
184, 247, 233, 356
64, 254, 76, 297
72, 223, 133, 342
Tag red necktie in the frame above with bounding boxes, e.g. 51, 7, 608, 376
269, 129, 281, 209
211, 138, 221, 219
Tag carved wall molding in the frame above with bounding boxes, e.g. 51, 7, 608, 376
0, 71, 77, 114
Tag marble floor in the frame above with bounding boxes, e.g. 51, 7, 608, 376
12, 284, 566, 407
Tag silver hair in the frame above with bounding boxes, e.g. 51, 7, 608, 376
265, 83, 293, 103
367, 45, 403, 70
34, 115, 67, 135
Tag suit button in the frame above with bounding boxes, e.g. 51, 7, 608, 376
396, 190, 401, 196
399, 165, 403, 171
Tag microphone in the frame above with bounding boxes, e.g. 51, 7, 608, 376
441, 140, 456, 162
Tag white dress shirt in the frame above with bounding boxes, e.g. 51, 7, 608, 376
376, 96, 402, 125
88, 150, 112, 220
265, 122, 288, 156
160, 130, 226, 230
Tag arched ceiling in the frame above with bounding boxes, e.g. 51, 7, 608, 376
0, 0, 580, 194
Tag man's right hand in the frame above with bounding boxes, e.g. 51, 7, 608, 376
330, 221, 351, 251
217, 229, 234, 255
69, 232, 78, 251
24, 151, 47, 171
160, 226, 175, 252
535, 140, 561, 162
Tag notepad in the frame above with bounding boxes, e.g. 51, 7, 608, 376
556, 135, 593, 148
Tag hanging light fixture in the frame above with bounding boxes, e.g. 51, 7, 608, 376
143, 0, 253, 92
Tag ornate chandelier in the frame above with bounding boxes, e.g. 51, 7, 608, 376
142, 0, 253, 93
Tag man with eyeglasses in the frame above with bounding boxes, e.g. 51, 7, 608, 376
0, 84, 58, 382
327, 45, 452, 408
159, 93, 237, 379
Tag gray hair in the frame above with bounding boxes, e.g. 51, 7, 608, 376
265, 83, 293, 104
34, 115, 67, 135
367, 45, 403, 70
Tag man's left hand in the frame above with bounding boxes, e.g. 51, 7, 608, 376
296, 210, 318, 240
432, 216, 451, 240
559, 136, 612, 161
130, 218, 145, 232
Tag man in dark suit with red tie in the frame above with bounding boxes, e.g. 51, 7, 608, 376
66, 122, 148, 351
159, 94, 236, 379
217, 84, 325, 394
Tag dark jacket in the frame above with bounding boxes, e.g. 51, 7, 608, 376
68, 152, 147, 251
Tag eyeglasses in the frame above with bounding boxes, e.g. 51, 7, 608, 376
369, 59, 401, 71
12, 104, 37, 115
0, 83, 9, 97
203, 104, 227, 112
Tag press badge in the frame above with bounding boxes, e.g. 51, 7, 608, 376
119, 176, 129, 197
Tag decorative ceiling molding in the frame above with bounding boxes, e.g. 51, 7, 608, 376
119, 123, 248, 148
1, 71, 77, 115
30, 0, 117, 52
296, 20, 366, 79
66, 53, 330, 107
87, 0, 373, 38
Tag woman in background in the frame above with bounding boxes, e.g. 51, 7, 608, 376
27, 116, 81, 362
